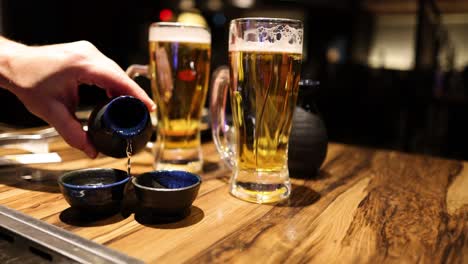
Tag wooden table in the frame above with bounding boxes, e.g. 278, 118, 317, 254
0, 137, 467, 263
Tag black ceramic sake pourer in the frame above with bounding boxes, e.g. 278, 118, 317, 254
87, 95, 152, 158
288, 80, 328, 178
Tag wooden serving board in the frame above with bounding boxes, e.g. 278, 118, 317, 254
0, 137, 467, 263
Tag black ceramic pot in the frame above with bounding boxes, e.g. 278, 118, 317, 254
132, 170, 201, 216
87, 96, 152, 158
288, 80, 328, 178
58, 168, 130, 215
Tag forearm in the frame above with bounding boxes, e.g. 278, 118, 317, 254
0, 36, 27, 92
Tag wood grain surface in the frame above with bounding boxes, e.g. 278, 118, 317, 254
0, 137, 467, 263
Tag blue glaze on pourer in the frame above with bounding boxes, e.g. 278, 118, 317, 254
102, 96, 149, 139
87, 95, 152, 158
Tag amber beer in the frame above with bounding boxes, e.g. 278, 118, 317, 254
229, 51, 302, 170
228, 20, 303, 203
149, 24, 211, 172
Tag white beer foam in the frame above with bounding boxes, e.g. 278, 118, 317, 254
149, 26, 211, 44
229, 25, 303, 54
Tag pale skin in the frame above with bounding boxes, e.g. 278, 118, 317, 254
0, 37, 156, 158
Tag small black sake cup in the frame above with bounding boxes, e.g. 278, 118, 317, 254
58, 168, 130, 215
132, 170, 201, 216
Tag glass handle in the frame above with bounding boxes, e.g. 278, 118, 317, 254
126, 64, 149, 79
210, 66, 235, 169
125, 64, 157, 131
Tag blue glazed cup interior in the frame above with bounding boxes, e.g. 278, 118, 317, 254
59, 168, 130, 189
133, 170, 201, 190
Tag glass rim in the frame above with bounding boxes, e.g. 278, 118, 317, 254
150, 22, 210, 31
231, 17, 302, 25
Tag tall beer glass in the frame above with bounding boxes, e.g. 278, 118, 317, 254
127, 23, 211, 172
211, 18, 303, 203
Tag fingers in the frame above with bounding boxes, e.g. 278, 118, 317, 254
78, 62, 156, 112
44, 102, 97, 158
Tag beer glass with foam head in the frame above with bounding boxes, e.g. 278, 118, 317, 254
127, 23, 211, 172
211, 18, 303, 203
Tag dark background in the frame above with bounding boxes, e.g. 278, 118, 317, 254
1, 0, 468, 160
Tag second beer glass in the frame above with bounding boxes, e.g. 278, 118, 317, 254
128, 23, 211, 172
211, 18, 303, 203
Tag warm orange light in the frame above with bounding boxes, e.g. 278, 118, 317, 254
159, 9, 173, 21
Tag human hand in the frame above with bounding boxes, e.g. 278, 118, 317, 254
0, 38, 155, 158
